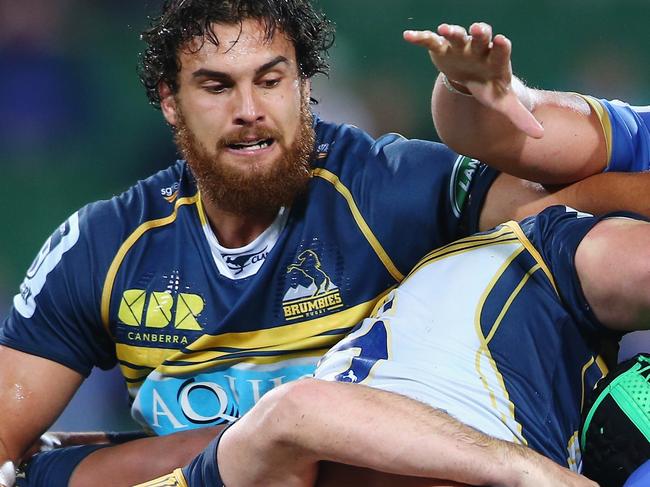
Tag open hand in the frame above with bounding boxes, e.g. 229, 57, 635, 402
404, 23, 544, 138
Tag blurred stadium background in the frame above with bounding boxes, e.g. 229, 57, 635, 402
1, 0, 649, 431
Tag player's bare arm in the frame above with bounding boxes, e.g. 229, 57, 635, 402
215, 379, 596, 487
0, 346, 82, 486
478, 171, 650, 231
0, 346, 220, 487
404, 23, 607, 184
68, 427, 221, 487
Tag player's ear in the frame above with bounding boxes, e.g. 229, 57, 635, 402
159, 82, 178, 126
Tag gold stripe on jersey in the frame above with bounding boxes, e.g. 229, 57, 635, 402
116, 344, 181, 371
474, 244, 529, 444
404, 225, 518, 281
133, 295, 381, 375
596, 354, 609, 376
101, 194, 202, 332
194, 191, 208, 226
368, 285, 398, 317
579, 356, 596, 411
579, 355, 608, 411
566, 430, 580, 471
118, 362, 152, 381
579, 94, 613, 166
312, 168, 404, 282
502, 221, 558, 296
133, 468, 188, 487
166, 347, 332, 373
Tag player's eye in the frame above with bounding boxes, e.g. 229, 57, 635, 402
260, 78, 281, 89
203, 83, 229, 94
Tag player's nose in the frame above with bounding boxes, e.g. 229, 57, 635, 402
232, 86, 264, 126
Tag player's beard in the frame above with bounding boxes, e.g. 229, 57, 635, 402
174, 95, 314, 216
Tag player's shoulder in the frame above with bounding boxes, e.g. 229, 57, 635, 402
515, 205, 597, 246
80, 160, 195, 238
312, 117, 456, 175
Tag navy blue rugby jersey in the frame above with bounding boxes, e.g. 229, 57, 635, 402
1, 118, 496, 435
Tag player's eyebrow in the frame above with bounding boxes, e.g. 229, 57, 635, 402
254, 56, 290, 76
191, 56, 290, 81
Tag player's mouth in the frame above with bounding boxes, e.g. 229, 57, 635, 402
226, 138, 276, 154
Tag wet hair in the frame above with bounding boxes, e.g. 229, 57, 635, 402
139, 0, 335, 108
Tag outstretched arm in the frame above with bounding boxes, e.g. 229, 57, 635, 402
404, 23, 607, 184
217, 379, 595, 487
478, 170, 650, 231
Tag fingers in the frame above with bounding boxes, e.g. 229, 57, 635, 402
404, 22, 501, 54
499, 93, 545, 139
439, 23, 468, 50
468, 22, 492, 55
403, 29, 445, 52
406, 22, 502, 55
465, 81, 544, 138
490, 34, 512, 68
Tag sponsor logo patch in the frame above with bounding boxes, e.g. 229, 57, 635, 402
134, 361, 316, 434
223, 246, 269, 275
450, 155, 481, 217
316, 143, 330, 160
282, 249, 344, 320
161, 182, 180, 203
15, 213, 81, 318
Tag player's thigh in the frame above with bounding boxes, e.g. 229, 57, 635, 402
316, 462, 468, 487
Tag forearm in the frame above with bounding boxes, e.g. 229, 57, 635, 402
219, 379, 551, 487
69, 426, 221, 487
433, 73, 533, 156
480, 171, 650, 232
553, 171, 650, 217
433, 75, 606, 184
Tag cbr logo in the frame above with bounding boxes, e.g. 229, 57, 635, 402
118, 289, 204, 330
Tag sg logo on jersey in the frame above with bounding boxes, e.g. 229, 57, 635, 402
282, 249, 344, 320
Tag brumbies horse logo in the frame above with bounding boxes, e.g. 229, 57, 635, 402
283, 249, 344, 320
286, 250, 332, 296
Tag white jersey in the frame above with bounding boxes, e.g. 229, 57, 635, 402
316, 207, 615, 469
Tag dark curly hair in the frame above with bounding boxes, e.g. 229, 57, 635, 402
139, 0, 335, 108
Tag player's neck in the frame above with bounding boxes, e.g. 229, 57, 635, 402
201, 197, 279, 249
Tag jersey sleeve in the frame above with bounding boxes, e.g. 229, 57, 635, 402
519, 205, 642, 336
363, 137, 498, 274
0, 205, 117, 376
586, 97, 650, 172
318, 122, 499, 275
